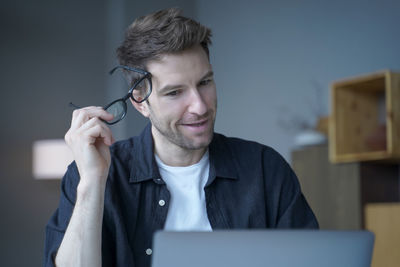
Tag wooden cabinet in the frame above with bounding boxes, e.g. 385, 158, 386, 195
365, 203, 400, 267
291, 144, 399, 229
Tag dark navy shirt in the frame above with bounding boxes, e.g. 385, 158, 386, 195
44, 123, 318, 267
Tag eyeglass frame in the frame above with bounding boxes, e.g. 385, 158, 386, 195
109, 65, 152, 103
69, 65, 152, 125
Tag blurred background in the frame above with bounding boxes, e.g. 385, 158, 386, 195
1, 0, 399, 265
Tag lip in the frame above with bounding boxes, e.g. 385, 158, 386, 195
181, 119, 208, 126
179, 119, 209, 132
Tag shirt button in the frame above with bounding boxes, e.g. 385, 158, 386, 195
146, 248, 152, 255
159, 199, 166, 206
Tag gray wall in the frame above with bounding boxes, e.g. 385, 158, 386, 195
0, 0, 107, 265
196, 0, 400, 160
1, 0, 399, 265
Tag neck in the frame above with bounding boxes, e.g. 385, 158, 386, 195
151, 129, 207, 167
156, 147, 207, 167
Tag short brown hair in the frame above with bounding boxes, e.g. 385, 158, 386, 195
116, 7, 212, 69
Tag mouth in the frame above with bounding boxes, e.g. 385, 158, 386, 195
179, 119, 210, 132
182, 119, 208, 127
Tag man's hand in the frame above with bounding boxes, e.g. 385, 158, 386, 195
55, 106, 115, 267
65, 106, 115, 186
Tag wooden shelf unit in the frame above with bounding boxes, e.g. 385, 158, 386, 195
329, 70, 400, 163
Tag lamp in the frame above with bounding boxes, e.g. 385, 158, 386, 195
32, 139, 73, 179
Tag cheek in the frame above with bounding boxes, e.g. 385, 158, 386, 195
155, 101, 186, 124
202, 87, 217, 107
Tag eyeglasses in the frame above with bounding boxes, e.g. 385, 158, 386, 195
69, 65, 152, 125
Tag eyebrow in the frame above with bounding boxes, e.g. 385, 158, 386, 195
157, 70, 214, 94
201, 70, 214, 80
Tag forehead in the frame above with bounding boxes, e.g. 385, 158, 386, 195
146, 46, 212, 89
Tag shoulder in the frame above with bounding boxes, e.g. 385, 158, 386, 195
108, 123, 153, 166
212, 132, 285, 163
211, 132, 294, 183
107, 137, 140, 180
109, 137, 135, 160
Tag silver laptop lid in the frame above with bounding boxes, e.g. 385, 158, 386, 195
152, 230, 374, 267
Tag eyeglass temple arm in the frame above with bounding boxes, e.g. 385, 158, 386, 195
69, 102, 81, 109
109, 65, 150, 76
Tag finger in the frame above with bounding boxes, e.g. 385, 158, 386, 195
66, 117, 114, 148
84, 124, 114, 147
71, 106, 102, 129
77, 118, 115, 146
71, 106, 114, 129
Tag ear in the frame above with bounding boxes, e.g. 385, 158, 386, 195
130, 98, 150, 118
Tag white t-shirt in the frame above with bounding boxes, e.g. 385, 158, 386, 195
155, 151, 212, 231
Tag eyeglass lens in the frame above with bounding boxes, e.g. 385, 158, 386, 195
104, 100, 126, 124
69, 66, 152, 125
131, 77, 151, 103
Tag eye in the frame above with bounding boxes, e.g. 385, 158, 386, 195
199, 78, 213, 86
165, 90, 180, 97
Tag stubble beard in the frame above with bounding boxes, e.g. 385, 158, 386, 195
148, 106, 216, 151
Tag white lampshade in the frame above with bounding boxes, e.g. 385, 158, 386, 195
32, 139, 74, 179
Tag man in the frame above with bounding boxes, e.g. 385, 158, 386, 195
44, 8, 318, 267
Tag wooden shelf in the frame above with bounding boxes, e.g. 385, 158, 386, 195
329, 70, 400, 163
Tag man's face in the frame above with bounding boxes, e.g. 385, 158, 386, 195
137, 45, 217, 152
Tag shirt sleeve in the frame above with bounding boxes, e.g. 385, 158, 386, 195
263, 148, 319, 229
43, 163, 79, 267
276, 173, 319, 229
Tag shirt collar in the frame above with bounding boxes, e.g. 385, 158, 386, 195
207, 133, 239, 185
128, 123, 239, 183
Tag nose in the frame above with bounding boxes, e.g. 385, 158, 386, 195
187, 88, 207, 116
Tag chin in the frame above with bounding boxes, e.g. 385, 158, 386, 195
185, 133, 214, 150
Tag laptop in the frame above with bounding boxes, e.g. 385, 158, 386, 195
151, 230, 374, 267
